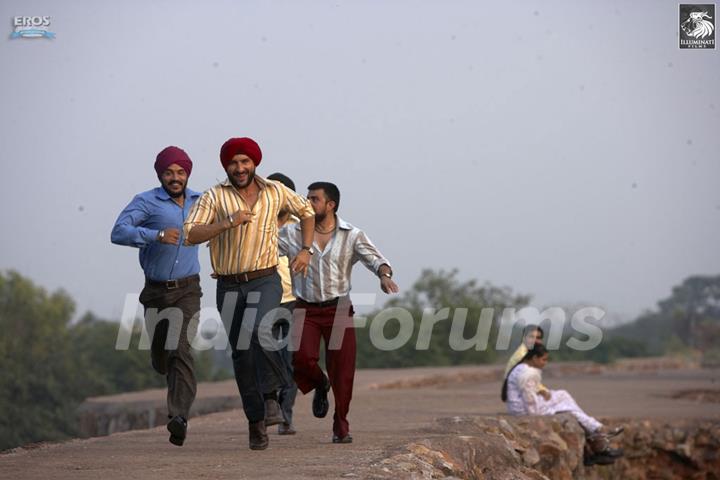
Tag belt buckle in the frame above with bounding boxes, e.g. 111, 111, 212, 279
166, 279, 180, 289
241, 272, 250, 282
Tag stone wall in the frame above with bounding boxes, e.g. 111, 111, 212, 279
369, 415, 720, 480
77, 393, 241, 438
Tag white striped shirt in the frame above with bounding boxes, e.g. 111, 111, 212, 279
278, 216, 391, 303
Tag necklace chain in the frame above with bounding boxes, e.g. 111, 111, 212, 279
315, 223, 336, 234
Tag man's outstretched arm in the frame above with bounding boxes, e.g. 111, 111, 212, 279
111, 195, 157, 247
355, 231, 399, 294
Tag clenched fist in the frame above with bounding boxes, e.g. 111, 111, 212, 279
158, 228, 181, 245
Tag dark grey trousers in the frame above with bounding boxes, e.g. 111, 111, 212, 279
139, 276, 201, 420
276, 300, 298, 425
216, 272, 290, 422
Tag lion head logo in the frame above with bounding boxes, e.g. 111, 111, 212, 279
681, 11, 715, 38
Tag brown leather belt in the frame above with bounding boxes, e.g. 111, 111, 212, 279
146, 274, 200, 290
297, 296, 341, 308
218, 266, 277, 283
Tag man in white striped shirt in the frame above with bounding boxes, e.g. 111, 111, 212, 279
278, 181, 398, 444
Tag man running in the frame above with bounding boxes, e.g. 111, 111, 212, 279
111, 146, 201, 446
279, 181, 399, 443
184, 137, 315, 449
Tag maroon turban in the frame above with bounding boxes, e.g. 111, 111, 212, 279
155, 146, 193, 176
220, 137, 262, 169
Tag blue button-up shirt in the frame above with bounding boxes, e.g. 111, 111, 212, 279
111, 187, 201, 282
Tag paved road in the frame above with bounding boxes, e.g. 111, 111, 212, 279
2, 366, 718, 479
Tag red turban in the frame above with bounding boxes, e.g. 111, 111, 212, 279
220, 137, 262, 169
155, 146, 193, 176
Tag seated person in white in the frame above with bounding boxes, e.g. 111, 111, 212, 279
503, 325, 548, 395
503, 344, 613, 435
502, 344, 624, 464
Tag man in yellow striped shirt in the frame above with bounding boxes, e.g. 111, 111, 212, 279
184, 137, 314, 450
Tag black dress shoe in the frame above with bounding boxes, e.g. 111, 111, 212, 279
264, 399, 284, 426
312, 375, 331, 418
332, 434, 353, 444
249, 420, 268, 450
167, 416, 187, 446
601, 448, 624, 458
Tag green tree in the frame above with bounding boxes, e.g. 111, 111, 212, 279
0, 271, 82, 450
0, 271, 229, 451
68, 313, 227, 394
609, 274, 720, 354
356, 269, 531, 368
68, 313, 166, 396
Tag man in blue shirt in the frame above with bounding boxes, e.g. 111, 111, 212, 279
111, 146, 202, 447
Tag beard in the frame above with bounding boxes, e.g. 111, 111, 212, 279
229, 168, 255, 189
314, 211, 328, 223
162, 181, 186, 198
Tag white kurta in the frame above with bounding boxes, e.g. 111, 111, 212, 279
505, 363, 603, 433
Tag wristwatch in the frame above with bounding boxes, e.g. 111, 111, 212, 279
302, 245, 315, 255
381, 272, 393, 279
157, 230, 165, 241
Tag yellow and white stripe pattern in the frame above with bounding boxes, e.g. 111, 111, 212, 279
184, 176, 314, 275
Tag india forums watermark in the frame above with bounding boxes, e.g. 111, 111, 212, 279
114, 292, 607, 353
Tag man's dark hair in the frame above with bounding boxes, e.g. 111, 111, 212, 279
308, 181, 340, 212
268, 172, 295, 192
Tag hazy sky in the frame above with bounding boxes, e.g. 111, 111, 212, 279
1, 0, 718, 324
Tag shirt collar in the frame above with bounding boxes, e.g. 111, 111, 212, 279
153, 186, 200, 200
221, 175, 268, 190
293, 216, 352, 231
336, 217, 352, 230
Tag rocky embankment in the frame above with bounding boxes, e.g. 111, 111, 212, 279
369, 415, 720, 480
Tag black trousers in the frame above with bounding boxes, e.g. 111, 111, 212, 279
139, 275, 201, 420
216, 272, 290, 422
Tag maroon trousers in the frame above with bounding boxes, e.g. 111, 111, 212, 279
292, 300, 355, 438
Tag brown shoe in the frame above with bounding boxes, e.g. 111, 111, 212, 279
264, 399, 284, 426
249, 420, 268, 450
278, 423, 296, 435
